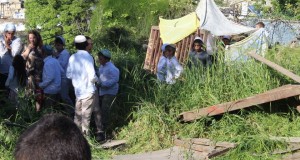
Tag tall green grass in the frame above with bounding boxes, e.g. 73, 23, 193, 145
1, 46, 300, 160
104, 46, 300, 159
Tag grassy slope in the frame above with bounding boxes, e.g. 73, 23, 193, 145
93, 47, 300, 159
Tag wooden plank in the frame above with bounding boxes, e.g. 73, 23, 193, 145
97, 140, 126, 149
178, 85, 300, 122
207, 147, 231, 158
114, 146, 208, 160
248, 52, 300, 83
179, 138, 236, 148
143, 26, 156, 71
174, 139, 215, 153
272, 143, 300, 154
270, 137, 300, 143
283, 150, 300, 160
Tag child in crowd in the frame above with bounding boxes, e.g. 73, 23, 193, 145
38, 45, 61, 110
189, 37, 212, 68
94, 49, 119, 143
5, 54, 26, 103
157, 43, 183, 84
53, 36, 74, 115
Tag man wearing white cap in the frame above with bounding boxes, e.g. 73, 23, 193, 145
0, 23, 22, 90
66, 35, 98, 135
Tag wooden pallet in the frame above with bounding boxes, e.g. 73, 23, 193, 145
143, 26, 203, 73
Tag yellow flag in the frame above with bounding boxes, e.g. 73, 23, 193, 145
159, 12, 200, 44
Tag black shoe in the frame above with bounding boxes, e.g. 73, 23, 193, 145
96, 132, 106, 144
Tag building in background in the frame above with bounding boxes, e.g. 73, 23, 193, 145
0, 0, 25, 19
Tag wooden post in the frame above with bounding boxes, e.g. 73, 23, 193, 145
248, 52, 300, 83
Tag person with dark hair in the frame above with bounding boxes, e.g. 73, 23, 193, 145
157, 43, 183, 84
53, 36, 74, 114
22, 30, 44, 111
38, 45, 61, 109
188, 37, 211, 68
0, 23, 23, 91
255, 22, 265, 29
85, 36, 98, 75
5, 54, 26, 103
14, 113, 91, 160
66, 35, 98, 135
94, 49, 119, 143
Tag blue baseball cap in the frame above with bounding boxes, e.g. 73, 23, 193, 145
99, 49, 111, 58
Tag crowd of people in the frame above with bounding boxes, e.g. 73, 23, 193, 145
0, 23, 120, 144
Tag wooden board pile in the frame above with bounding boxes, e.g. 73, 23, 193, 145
174, 138, 237, 159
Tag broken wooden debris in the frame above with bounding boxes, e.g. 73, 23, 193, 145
282, 150, 300, 160
174, 138, 237, 159
296, 106, 300, 113
270, 137, 300, 143
114, 146, 208, 160
269, 136, 300, 160
178, 84, 300, 122
95, 140, 126, 149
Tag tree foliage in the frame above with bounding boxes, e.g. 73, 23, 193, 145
25, 0, 98, 47
90, 0, 196, 48
254, 0, 300, 19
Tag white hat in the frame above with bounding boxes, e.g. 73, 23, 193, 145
194, 36, 203, 42
4, 23, 16, 32
74, 35, 86, 43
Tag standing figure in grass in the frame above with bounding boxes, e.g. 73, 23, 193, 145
157, 43, 183, 84
0, 23, 23, 91
94, 49, 119, 143
66, 35, 98, 136
5, 54, 26, 104
53, 36, 74, 115
38, 45, 61, 109
188, 37, 212, 68
22, 30, 44, 111
85, 36, 98, 76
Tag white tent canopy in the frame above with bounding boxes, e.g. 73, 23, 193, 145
196, 0, 255, 36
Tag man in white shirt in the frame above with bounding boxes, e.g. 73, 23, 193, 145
66, 35, 98, 135
0, 23, 22, 91
39, 45, 61, 110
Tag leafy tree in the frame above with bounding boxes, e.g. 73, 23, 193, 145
25, 0, 98, 48
90, 0, 196, 48
253, 0, 300, 19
